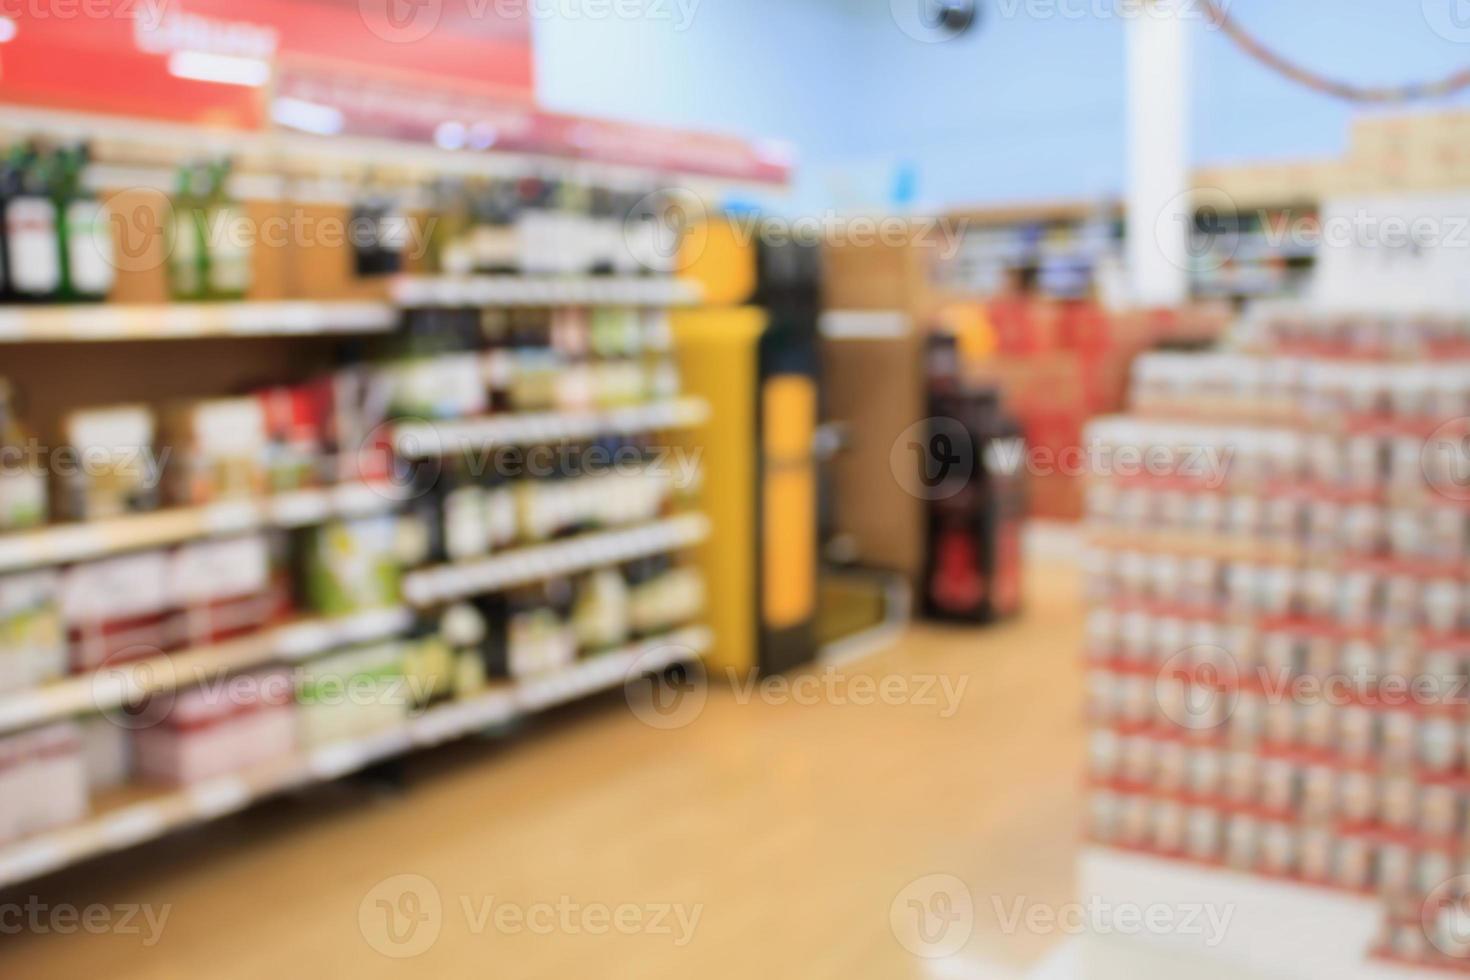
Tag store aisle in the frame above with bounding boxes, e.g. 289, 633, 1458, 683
0, 562, 1085, 980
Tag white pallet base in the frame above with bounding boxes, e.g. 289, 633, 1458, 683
0, 626, 709, 889
1075, 848, 1430, 980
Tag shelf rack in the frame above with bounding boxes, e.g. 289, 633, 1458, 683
393, 398, 710, 458
0, 626, 709, 890
0, 607, 415, 738
0, 301, 399, 344
390, 275, 703, 309
0, 483, 403, 576
402, 513, 711, 607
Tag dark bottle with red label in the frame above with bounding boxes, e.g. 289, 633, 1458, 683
921, 334, 1027, 624
4, 144, 63, 304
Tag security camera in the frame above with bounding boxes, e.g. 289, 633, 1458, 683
926, 0, 979, 36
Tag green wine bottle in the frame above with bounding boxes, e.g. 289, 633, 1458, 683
167, 163, 208, 301
56, 143, 114, 303
205, 159, 251, 300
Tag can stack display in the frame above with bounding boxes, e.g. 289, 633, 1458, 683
1082, 307, 1470, 973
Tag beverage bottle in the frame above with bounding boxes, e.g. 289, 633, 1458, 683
5, 144, 63, 304
56, 143, 115, 303
588, 186, 619, 276
515, 176, 554, 276
429, 177, 474, 276
553, 181, 592, 275
0, 379, 46, 531
0, 146, 18, 303
167, 163, 209, 301
469, 179, 521, 275
205, 159, 252, 300
351, 173, 406, 279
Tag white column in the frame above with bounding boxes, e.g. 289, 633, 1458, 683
1125, 0, 1192, 307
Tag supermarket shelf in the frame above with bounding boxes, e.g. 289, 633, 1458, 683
0, 626, 709, 890
402, 513, 712, 607
0, 483, 406, 575
393, 398, 711, 458
0, 607, 415, 737
1079, 847, 1428, 980
0, 301, 398, 344
390, 275, 702, 309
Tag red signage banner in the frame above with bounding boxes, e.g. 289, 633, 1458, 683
0, 0, 534, 128
276, 62, 794, 183
0, 0, 791, 184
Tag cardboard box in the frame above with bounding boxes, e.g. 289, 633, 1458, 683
821, 328, 927, 589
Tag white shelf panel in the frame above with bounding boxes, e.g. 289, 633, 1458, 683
391, 276, 702, 309
1078, 847, 1430, 980
0, 301, 397, 343
0, 626, 709, 889
402, 513, 711, 607
0, 483, 405, 575
393, 398, 710, 458
0, 607, 415, 736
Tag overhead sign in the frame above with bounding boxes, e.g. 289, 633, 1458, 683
0, 0, 534, 129
0, 1, 790, 183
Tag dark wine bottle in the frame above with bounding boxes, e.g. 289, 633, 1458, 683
5, 144, 63, 304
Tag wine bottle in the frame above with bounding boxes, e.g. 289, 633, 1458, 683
56, 143, 114, 303
351, 174, 406, 279
0, 379, 46, 531
5, 145, 63, 304
205, 159, 251, 300
0, 147, 18, 303
167, 164, 208, 302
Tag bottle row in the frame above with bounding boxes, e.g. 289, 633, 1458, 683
0, 138, 696, 308
1130, 352, 1470, 424
386, 306, 683, 421
398, 306, 675, 363
0, 143, 113, 305
0, 465, 690, 695
0, 557, 704, 846
1084, 552, 1470, 631
0, 306, 688, 534
430, 466, 683, 565
0, 522, 391, 694
0, 366, 393, 533
1089, 668, 1470, 768
389, 352, 680, 422
429, 177, 685, 279
1088, 788, 1457, 896
1, 148, 254, 305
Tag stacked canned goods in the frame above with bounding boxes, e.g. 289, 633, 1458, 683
1082, 307, 1470, 971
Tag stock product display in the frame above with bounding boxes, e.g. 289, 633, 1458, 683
428, 177, 679, 278
1082, 308, 1470, 974
0, 142, 114, 305
921, 335, 1027, 624
0, 231, 713, 887
167, 159, 252, 302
